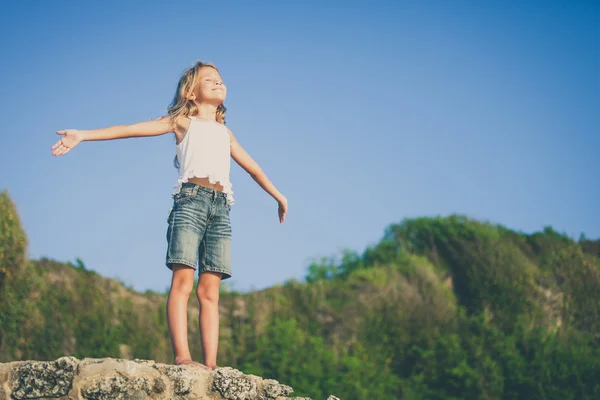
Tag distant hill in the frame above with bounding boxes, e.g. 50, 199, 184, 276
1, 189, 599, 399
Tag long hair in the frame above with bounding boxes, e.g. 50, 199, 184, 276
168, 61, 227, 169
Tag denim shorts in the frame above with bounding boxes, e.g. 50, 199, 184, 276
165, 182, 232, 280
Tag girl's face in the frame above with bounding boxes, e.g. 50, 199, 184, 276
193, 66, 226, 104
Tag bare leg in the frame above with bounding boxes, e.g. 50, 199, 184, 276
167, 264, 210, 370
196, 271, 223, 369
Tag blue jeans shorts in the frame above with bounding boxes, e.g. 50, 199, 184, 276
165, 182, 232, 280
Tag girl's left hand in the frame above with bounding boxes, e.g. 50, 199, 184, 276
278, 197, 288, 223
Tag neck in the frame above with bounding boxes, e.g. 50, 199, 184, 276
193, 102, 219, 121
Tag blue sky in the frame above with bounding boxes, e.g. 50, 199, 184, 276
1, 0, 598, 293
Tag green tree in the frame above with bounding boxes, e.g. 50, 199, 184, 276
0, 190, 27, 291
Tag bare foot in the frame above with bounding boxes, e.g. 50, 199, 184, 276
206, 364, 219, 370
175, 359, 212, 370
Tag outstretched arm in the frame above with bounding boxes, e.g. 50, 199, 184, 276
51, 116, 173, 156
229, 129, 287, 223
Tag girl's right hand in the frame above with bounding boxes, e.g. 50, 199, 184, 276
51, 129, 83, 156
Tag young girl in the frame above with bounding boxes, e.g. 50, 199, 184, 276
50, 61, 288, 370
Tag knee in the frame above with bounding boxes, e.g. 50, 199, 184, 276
196, 285, 219, 305
170, 276, 194, 295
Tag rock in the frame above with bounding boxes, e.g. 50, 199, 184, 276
77, 357, 168, 400
80, 374, 164, 399
152, 363, 208, 396
261, 379, 293, 399
212, 367, 258, 399
0, 357, 341, 400
0, 362, 16, 400
9, 356, 77, 399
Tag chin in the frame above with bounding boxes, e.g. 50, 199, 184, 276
209, 93, 226, 102
204, 97, 225, 106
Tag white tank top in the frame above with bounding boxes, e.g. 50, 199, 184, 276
172, 116, 234, 204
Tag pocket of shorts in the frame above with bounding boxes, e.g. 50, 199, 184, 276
173, 191, 194, 206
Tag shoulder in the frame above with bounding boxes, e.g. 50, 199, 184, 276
225, 127, 237, 143
170, 115, 192, 137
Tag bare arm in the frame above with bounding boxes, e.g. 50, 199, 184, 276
72, 116, 172, 141
51, 116, 174, 156
229, 129, 287, 222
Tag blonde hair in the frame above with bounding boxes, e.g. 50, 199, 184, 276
167, 61, 227, 126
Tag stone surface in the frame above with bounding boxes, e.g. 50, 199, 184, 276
163, 367, 193, 395
261, 379, 293, 399
76, 357, 169, 400
77, 357, 160, 380
212, 367, 258, 399
0, 357, 341, 400
0, 362, 16, 400
80, 374, 167, 399
10, 356, 77, 399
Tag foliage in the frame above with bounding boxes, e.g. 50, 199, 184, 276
1, 194, 599, 398
0, 191, 27, 291
0, 191, 28, 360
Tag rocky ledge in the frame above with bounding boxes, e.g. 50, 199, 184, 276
0, 357, 340, 400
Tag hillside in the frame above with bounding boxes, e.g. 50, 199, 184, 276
1, 189, 599, 399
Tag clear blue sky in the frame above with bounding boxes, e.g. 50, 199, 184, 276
1, 1, 598, 293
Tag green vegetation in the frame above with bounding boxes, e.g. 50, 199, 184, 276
1, 190, 599, 399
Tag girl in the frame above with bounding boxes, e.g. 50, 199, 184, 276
50, 61, 288, 370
